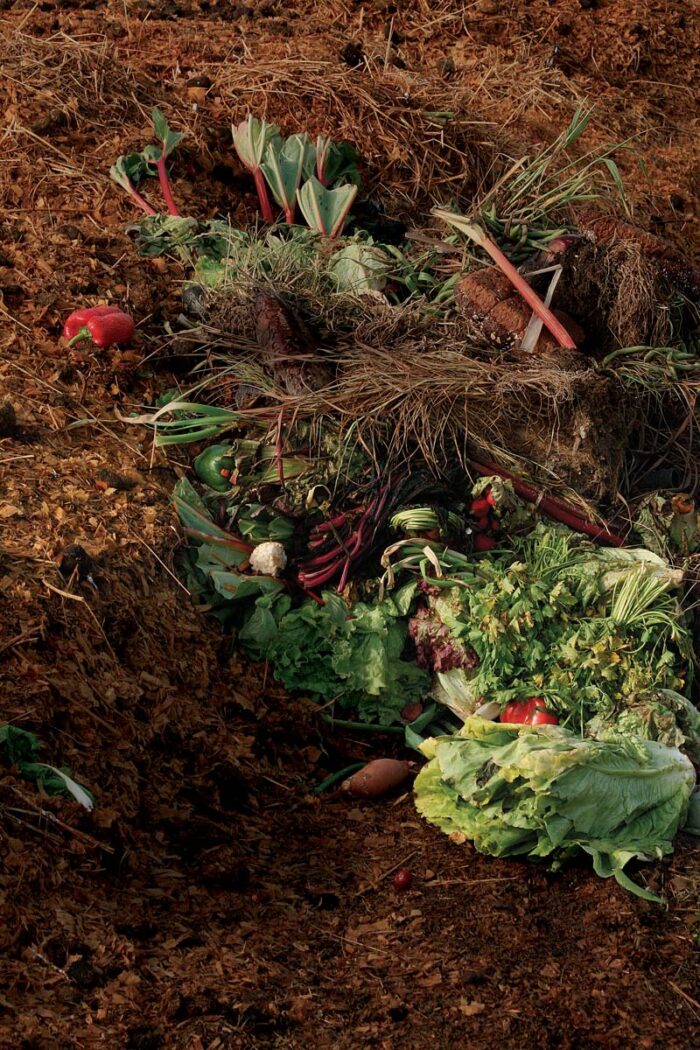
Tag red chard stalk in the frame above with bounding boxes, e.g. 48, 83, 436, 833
146, 108, 184, 217
232, 116, 282, 223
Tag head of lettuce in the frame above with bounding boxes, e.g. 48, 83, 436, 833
414, 717, 697, 903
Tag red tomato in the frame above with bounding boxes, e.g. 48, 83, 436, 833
530, 707, 559, 725
501, 697, 558, 725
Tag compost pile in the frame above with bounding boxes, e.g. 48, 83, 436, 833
3, 2, 700, 1045
96, 107, 700, 902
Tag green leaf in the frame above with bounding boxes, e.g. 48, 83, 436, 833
172, 482, 252, 555
232, 115, 282, 172
297, 177, 358, 238
602, 157, 627, 204
415, 718, 696, 902
0, 724, 92, 806
110, 152, 151, 191
126, 214, 199, 257
328, 241, 389, 293
209, 570, 284, 602
315, 136, 362, 188
563, 107, 591, 148
151, 107, 184, 157
261, 134, 308, 217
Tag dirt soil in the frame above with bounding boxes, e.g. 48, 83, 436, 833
1, 1, 699, 1047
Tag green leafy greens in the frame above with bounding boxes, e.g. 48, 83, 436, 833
415, 717, 697, 902
239, 587, 429, 725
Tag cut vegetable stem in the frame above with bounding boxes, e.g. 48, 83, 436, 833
433, 210, 576, 349
468, 458, 625, 546
155, 155, 180, 216
254, 168, 276, 223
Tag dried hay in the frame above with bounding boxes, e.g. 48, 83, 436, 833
186, 287, 628, 504
0, 28, 152, 186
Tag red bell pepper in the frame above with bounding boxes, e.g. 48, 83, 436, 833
63, 307, 135, 348
500, 697, 558, 725
469, 487, 497, 517
63, 306, 123, 340
469, 496, 491, 517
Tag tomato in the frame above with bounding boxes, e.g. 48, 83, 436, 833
500, 697, 558, 725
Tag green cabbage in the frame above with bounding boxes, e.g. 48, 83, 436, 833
415, 717, 696, 902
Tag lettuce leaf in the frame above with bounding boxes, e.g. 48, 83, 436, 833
239, 590, 429, 725
415, 717, 696, 902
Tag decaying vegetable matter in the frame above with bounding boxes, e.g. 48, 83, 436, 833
109, 103, 700, 902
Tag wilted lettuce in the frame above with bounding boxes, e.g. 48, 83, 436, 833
415, 717, 696, 902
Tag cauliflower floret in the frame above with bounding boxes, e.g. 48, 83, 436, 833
249, 541, 287, 577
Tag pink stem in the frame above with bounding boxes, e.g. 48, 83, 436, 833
337, 557, 352, 592
468, 458, 625, 547
478, 236, 576, 350
156, 155, 180, 216
128, 184, 157, 216
253, 168, 276, 223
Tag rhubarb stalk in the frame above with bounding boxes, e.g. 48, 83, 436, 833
149, 108, 184, 217
468, 458, 625, 547
433, 209, 577, 350
154, 154, 180, 216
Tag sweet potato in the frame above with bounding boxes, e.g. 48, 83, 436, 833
342, 759, 411, 799
456, 268, 584, 352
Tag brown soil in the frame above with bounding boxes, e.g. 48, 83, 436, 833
1, 2, 699, 1049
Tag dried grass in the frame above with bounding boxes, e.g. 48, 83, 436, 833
185, 289, 612, 501
557, 240, 695, 350
0, 27, 150, 151
189, 43, 505, 216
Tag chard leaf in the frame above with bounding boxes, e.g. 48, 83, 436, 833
110, 152, 151, 190
297, 177, 358, 238
232, 116, 282, 172
151, 107, 184, 157
261, 134, 308, 217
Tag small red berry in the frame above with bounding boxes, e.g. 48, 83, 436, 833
393, 868, 413, 891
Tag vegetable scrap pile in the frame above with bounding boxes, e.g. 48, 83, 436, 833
65, 105, 700, 901
164, 462, 700, 898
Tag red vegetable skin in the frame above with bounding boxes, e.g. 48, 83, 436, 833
468, 458, 625, 548
66, 309, 135, 348
473, 533, 496, 552
469, 496, 491, 517
401, 702, 423, 723
501, 697, 558, 725
342, 759, 411, 799
393, 868, 413, 892
62, 306, 124, 341
531, 707, 559, 725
